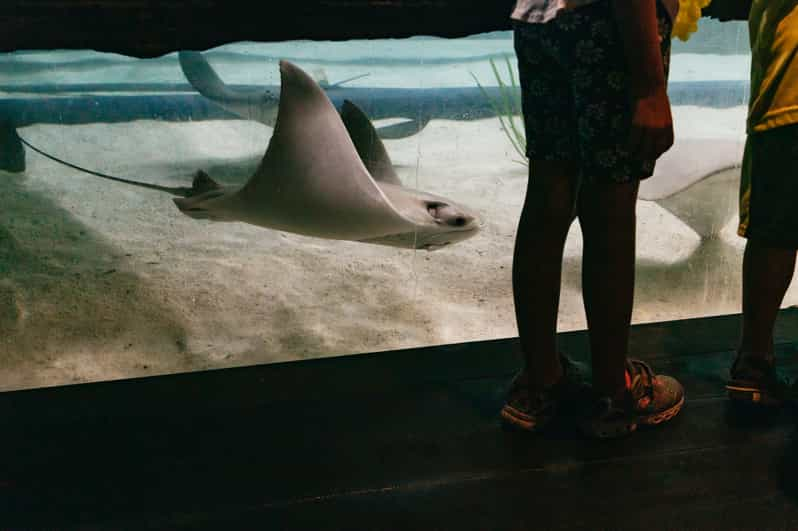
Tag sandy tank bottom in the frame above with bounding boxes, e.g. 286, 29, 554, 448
1, 107, 789, 392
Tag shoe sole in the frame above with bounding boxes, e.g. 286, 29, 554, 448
638, 394, 685, 426
499, 404, 541, 432
584, 395, 685, 440
725, 382, 783, 407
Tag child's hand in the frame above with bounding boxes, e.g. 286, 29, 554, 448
628, 85, 674, 162
610, 0, 674, 162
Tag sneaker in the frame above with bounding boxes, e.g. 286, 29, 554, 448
500, 354, 591, 432
725, 351, 789, 406
581, 358, 684, 439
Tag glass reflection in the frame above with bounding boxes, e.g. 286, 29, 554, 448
0, 21, 769, 391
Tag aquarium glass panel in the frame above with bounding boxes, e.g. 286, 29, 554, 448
0, 19, 776, 391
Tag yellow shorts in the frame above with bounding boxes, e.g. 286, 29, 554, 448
738, 124, 798, 248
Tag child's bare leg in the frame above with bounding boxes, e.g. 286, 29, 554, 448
727, 125, 798, 405
739, 241, 797, 357
513, 160, 579, 393
578, 179, 640, 400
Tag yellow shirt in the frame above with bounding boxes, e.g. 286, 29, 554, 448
747, 0, 798, 133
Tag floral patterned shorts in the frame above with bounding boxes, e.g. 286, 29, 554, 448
513, 0, 673, 183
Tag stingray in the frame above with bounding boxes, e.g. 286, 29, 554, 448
640, 137, 745, 238
19, 60, 481, 251
178, 50, 429, 139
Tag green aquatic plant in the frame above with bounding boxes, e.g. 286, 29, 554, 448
471, 55, 528, 166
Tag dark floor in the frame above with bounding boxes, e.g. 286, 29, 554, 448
3, 309, 798, 529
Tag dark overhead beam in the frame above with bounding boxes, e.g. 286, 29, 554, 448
0, 1, 745, 59
701, 0, 753, 22
0, 1, 516, 58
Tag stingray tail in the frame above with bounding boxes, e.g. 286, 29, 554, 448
17, 134, 193, 197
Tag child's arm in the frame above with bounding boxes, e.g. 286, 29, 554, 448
611, 0, 674, 162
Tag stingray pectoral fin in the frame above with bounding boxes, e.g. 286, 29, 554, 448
179, 51, 249, 103
238, 60, 415, 241
639, 138, 744, 201
639, 138, 744, 238
0, 121, 25, 173
178, 51, 279, 125
653, 168, 740, 238
340, 100, 402, 185
375, 117, 430, 139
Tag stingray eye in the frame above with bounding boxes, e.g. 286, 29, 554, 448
453, 216, 467, 227
427, 202, 446, 220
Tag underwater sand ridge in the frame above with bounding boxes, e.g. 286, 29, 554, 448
0, 165, 193, 391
